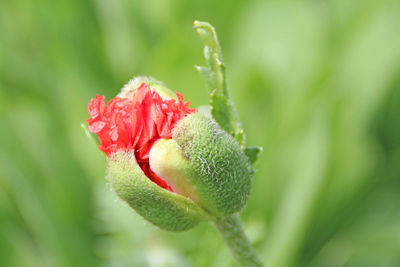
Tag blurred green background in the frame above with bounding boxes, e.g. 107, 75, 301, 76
1, 0, 400, 266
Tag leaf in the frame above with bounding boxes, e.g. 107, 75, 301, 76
194, 20, 245, 148
244, 146, 263, 165
81, 123, 100, 147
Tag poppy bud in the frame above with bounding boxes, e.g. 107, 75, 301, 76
86, 77, 252, 231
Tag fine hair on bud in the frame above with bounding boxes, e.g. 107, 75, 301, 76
172, 113, 252, 217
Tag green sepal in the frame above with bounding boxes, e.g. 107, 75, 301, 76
118, 76, 176, 100
172, 113, 252, 217
244, 146, 263, 165
107, 151, 211, 231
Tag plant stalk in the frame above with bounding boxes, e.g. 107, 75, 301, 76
214, 215, 264, 267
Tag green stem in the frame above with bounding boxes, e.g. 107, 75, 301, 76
214, 216, 264, 267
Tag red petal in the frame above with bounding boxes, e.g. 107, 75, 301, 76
86, 83, 196, 191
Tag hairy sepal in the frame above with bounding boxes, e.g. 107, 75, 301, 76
118, 76, 176, 100
107, 151, 210, 231
172, 113, 252, 217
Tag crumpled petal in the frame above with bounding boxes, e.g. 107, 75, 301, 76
86, 83, 196, 190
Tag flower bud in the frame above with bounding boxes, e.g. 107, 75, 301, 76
86, 77, 252, 231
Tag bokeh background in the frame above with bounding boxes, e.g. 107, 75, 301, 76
1, 0, 400, 266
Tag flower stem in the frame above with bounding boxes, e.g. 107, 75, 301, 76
214, 216, 264, 267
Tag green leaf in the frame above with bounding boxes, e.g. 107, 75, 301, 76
194, 20, 245, 148
194, 65, 217, 90
244, 146, 263, 165
81, 123, 100, 147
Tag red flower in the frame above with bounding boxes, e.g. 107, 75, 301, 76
87, 83, 196, 190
